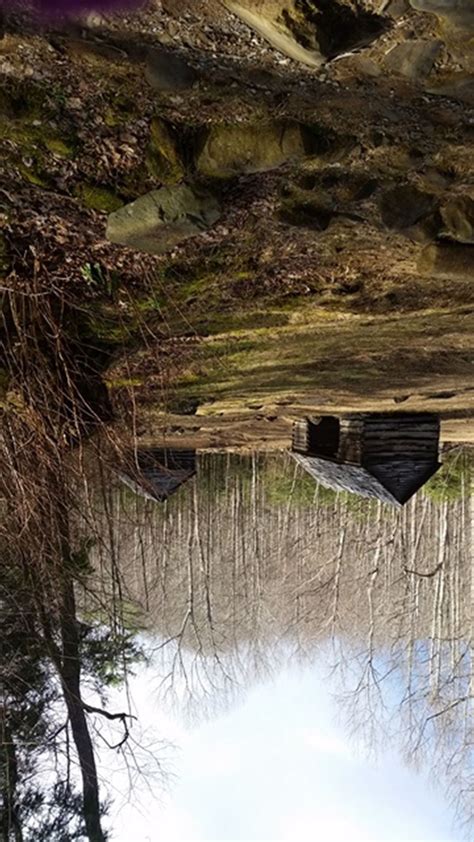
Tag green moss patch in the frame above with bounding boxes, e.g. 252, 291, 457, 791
17, 163, 52, 188
76, 184, 124, 213
146, 117, 185, 184
0, 79, 78, 188
44, 137, 75, 158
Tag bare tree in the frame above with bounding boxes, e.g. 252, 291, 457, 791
0, 286, 166, 841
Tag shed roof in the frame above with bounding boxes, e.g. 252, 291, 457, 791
291, 452, 440, 506
119, 448, 196, 503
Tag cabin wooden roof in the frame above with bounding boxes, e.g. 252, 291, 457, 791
291, 452, 440, 506
119, 448, 196, 503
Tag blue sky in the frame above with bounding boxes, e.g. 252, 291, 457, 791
97, 656, 461, 842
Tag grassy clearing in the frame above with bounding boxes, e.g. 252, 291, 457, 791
103, 234, 474, 423
164, 305, 474, 406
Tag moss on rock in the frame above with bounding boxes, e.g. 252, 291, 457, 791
0, 77, 78, 189
0, 118, 76, 160
44, 137, 76, 158
146, 117, 185, 184
76, 184, 124, 213
17, 163, 52, 188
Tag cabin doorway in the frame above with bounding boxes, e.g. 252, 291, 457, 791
308, 416, 340, 458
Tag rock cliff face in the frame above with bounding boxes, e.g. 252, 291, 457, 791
224, 0, 388, 61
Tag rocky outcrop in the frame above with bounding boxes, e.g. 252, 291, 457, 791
378, 184, 442, 242
106, 186, 221, 254
196, 121, 318, 178
410, 0, 474, 70
383, 39, 442, 79
223, 0, 323, 67
440, 195, 474, 242
145, 47, 198, 92
223, 0, 387, 65
418, 242, 474, 279
426, 74, 474, 103
379, 185, 438, 229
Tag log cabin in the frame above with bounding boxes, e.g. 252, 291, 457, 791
291, 413, 441, 506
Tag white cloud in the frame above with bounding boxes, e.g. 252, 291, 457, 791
104, 661, 458, 842
114, 797, 201, 842
152, 801, 201, 842
280, 808, 372, 842
300, 727, 353, 759
187, 739, 242, 778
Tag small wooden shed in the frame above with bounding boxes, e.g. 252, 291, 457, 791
291, 413, 441, 506
119, 448, 196, 503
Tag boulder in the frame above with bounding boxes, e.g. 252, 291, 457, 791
426, 74, 474, 104
65, 39, 127, 64
418, 242, 474, 279
379, 185, 437, 230
196, 122, 313, 178
145, 47, 198, 92
383, 39, 442, 80
348, 55, 382, 77
440, 195, 474, 242
106, 185, 221, 255
405, 212, 443, 243
383, 0, 410, 18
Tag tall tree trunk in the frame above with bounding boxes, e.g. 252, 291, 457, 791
58, 575, 106, 842
61, 683, 106, 842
